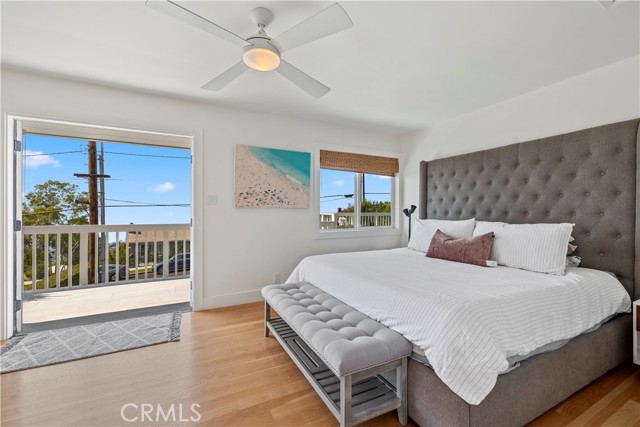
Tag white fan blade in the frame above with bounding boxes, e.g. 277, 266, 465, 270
201, 61, 248, 91
146, 0, 249, 47
271, 3, 353, 52
276, 60, 330, 98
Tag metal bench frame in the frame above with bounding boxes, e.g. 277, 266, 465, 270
265, 301, 408, 427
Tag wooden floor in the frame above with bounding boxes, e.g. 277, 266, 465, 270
23, 278, 190, 324
1, 302, 638, 427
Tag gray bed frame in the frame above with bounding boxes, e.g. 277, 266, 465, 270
410, 119, 639, 427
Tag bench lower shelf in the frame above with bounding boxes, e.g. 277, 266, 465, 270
266, 316, 405, 426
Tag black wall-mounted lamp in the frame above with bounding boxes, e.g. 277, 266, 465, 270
403, 205, 417, 241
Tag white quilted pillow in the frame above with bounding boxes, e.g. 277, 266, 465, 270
473, 221, 574, 275
408, 218, 476, 253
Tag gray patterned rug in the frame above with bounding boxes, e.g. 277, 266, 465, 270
0, 312, 181, 373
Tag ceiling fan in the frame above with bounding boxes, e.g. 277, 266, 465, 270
146, 0, 353, 98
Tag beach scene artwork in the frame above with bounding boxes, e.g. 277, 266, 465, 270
235, 145, 311, 208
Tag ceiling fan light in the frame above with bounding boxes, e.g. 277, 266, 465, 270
243, 47, 280, 71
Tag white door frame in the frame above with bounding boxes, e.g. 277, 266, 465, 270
1, 114, 202, 339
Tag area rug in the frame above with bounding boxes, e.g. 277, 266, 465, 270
0, 312, 181, 373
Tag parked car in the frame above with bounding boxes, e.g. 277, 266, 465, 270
98, 264, 128, 282
156, 253, 190, 275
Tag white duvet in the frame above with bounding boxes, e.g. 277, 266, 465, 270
287, 248, 631, 405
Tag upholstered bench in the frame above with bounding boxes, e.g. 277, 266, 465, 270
262, 282, 411, 427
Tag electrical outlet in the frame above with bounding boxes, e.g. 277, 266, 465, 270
273, 273, 281, 284
207, 195, 218, 206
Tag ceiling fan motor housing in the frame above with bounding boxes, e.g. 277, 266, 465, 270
243, 36, 281, 71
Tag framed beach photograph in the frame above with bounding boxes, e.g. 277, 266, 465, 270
234, 145, 311, 209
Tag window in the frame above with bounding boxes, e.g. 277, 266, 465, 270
319, 150, 398, 231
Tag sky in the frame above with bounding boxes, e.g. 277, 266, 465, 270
22, 134, 191, 225
319, 169, 391, 213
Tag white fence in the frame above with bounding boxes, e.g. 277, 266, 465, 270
22, 223, 190, 293
319, 212, 392, 229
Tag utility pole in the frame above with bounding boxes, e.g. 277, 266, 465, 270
74, 144, 111, 286
88, 141, 98, 284
99, 143, 106, 272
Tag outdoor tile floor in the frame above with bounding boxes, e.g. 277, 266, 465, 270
23, 278, 190, 324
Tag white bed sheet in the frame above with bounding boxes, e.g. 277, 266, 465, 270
287, 248, 631, 405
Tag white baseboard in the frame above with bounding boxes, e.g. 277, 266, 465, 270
200, 289, 262, 310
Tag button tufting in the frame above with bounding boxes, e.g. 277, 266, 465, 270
600, 171, 605, 176
599, 212, 604, 217
560, 157, 565, 162
587, 152, 592, 157
616, 191, 621, 195
537, 160, 541, 165
525, 178, 529, 183
586, 232, 591, 236
616, 148, 623, 153
571, 173, 576, 179
535, 194, 540, 199
585, 192, 590, 197
515, 162, 520, 167
600, 253, 605, 257
559, 194, 563, 198
617, 234, 622, 238
547, 176, 552, 181
506, 179, 510, 184
546, 211, 551, 216
497, 195, 501, 200
571, 212, 576, 217
515, 195, 519, 199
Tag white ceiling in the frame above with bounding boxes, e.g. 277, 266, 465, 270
1, 1, 639, 134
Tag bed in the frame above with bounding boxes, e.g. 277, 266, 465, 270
289, 118, 639, 426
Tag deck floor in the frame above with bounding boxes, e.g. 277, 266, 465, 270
23, 278, 191, 325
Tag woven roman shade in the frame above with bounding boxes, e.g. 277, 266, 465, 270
320, 150, 399, 177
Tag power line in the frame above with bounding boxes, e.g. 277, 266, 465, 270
320, 197, 349, 204
106, 204, 189, 208
23, 150, 83, 157
320, 194, 354, 199
102, 150, 190, 159
23, 204, 189, 216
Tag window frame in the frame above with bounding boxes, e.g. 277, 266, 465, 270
314, 147, 400, 239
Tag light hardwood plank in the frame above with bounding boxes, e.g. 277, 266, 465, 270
2, 301, 639, 427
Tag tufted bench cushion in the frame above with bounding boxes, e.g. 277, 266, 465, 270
262, 282, 412, 377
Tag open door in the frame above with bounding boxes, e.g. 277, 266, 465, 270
13, 119, 23, 333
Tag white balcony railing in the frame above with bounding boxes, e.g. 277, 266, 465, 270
319, 212, 392, 229
22, 223, 190, 293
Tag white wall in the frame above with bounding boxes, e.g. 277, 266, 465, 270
0, 68, 401, 339
400, 55, 640, 241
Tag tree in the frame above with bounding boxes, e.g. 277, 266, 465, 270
23, 180, 89, 226
343, 200, 391, 213
22, 181, 89, 286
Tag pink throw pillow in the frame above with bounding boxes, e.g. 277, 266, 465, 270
426, 229, 495, 267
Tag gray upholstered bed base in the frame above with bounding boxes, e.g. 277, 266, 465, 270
410, 119, 639, 426
407, 314, 631, 427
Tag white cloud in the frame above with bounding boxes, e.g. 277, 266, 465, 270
378, 176, 391, 180
24, 150, 61, 168
151, 182, 175, 193
333, 179, 345, 187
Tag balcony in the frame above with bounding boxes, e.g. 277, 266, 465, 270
21, 223, 191, 326
319, 212, 392, 229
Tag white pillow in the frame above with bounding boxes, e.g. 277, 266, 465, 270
408, 218, 476, 252
472, 221, 574, 275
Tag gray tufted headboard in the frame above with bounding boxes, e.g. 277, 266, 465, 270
418, 119, 639, 300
